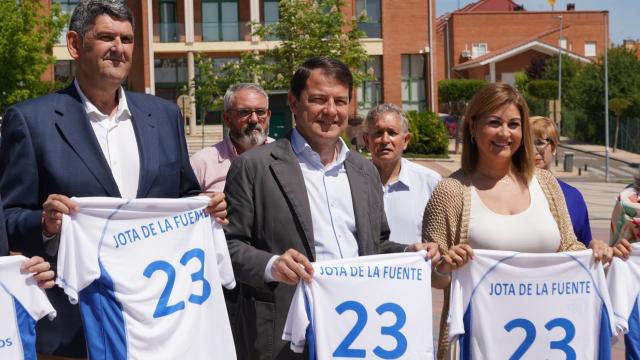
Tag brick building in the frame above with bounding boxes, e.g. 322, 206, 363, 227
436, 0, 608, 89
47, 0, 438, 135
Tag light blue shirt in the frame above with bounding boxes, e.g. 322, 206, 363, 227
264, 129, 358, 281
383, 158, 441, 245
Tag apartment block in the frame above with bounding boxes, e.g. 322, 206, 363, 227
436, 0, 607, 89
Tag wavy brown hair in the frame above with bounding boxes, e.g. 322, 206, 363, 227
461, 83, 535, 182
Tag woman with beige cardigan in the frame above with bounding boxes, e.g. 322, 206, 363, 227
423, 83, 612, 360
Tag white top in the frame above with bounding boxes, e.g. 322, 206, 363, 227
449, 249, 615, 359
469, 176, 561, 252
74, 79, 140, 199
0, 255, 56, 360
264, 129, 358, 282
56, 197, 236, 360
283, 252, 434, 359
383, 158, 441, 245
607, 243, 640, 353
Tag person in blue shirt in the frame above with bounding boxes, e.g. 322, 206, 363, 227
530, 116, 594, 246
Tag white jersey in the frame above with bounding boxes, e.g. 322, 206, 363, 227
449, 249, 615, 360
607, 244, 640, 358
0, 255, 56, 360
56, 197, 236, 360
283, 252, 434, 359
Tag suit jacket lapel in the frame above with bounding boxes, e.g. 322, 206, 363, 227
269, 140, 316, 261
127, 94, 158, 198
345, 152, 372, 256
54, 85, 121, 197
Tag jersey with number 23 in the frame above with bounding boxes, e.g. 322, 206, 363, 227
56, 197, 236, 360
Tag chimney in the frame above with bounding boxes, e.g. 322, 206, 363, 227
567, 3, 575, 11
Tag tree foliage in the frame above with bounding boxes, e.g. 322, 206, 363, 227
527, 80, 558, 101
568, 47, 640, 143
609, 97, 633, 152
405, 111, 449, 156
0, 1, 68, 113
194, 0, 370, 112
438, 79, 487, 104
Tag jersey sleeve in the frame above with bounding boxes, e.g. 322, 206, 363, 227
447, 271, 466, 342
211, 222, 236, 290
0, 255, 56, 321
55, 212, 102, 304
283, 281, 311, 353
608, 256, 640, 335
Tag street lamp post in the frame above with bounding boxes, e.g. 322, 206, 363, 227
555, 15, 563, 133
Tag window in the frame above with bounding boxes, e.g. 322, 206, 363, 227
584, 41, 597, 57
54, 60, 75, 84
55, 0, 79, 44
357, 56, 382, 113
264, 0, 279, 26
154, 58, 188, 102
471, 43, 488, 58
159, 0, 178, 42
356, 0, 381, 38
401, 55, 426, 111
559, 37, 567, 49
202, 0, 239, 41
263, 0, 280, 40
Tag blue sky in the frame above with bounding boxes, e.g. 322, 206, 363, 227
437, 0, 639, 45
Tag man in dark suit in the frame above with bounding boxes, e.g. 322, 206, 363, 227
0, 1, 225, 357
224, 57, 439, 360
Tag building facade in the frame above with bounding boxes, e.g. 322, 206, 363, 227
435, 0, 608, 89
48, 0, 438, 133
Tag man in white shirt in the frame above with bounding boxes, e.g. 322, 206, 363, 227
364, 104, 442, 245
0, 1, 225, 357
224, 57, 439, 360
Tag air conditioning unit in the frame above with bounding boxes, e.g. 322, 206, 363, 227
461, 50, 472, 58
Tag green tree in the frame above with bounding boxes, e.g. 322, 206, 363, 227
194, 0, 370, 113
438, 79, 487, 153
0, 1, 68, 113
609, 97, 632, 152
571, 47, 640, 144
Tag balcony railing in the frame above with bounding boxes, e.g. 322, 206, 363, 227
202, 21, 241, 42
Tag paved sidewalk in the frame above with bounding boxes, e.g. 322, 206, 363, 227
560, 137, 640, 167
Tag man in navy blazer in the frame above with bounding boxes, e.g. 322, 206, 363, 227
0, 1, 225, 357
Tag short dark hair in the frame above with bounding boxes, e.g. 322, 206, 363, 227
289, 57, 353, 101
69, 0, 134, 38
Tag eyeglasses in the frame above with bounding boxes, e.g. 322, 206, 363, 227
534, 138, 552, 153
228, 108, 269, 119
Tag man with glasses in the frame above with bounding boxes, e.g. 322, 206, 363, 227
190, 83, 273, 193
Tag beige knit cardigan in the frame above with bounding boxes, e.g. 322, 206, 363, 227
422, 168, 586, 360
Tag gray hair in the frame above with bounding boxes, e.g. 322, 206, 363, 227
365, 103, 409, 133
69, 0, 134, 38
223, 83, 269, 111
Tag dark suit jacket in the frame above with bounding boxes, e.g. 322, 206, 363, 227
0, 197, 7, 256
224, 136, 404, 360
0, 83, 201, 357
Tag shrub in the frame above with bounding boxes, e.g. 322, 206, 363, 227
528, 80, 558, 101
405, 111, 449, 155
438, 79, 488, 104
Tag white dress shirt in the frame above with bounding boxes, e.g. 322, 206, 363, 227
383, 158, 441, 245
264, 129, 358, 281
74, 80, 140, 199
